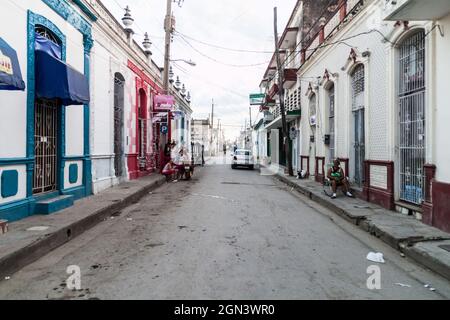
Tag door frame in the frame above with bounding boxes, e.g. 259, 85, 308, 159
342, 49, 370, 188
27, 13, 67, 198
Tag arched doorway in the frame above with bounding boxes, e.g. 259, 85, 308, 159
113, 73, 125, 178
398, 30, 426, 205
351, 64, 365, 187
309, 93, 317, 175
137, 89, 147, 170
33, 26, 62, 195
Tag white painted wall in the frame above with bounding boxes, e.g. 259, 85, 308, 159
0, 165, 27, 205
0, 0, 89, 203
297, 1, 394, 184
434, 14, 450, 183
65, 105, 84, 156
64, 160, 83, 189
0, 0, 28, 159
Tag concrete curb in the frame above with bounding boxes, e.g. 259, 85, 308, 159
403, 241, 450, 281
271, 171, 450, 282
0, 176, 166, 280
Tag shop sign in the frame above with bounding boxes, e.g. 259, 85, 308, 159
0, 50, 13, 75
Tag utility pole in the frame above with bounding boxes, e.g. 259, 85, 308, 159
274, 7, 294, 176
163, 0, 173, 93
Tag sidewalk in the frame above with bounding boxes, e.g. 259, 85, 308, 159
264, 167, 450, 281
0, 174, 166, 280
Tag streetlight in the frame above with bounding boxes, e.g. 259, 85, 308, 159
171, 59, 196, 67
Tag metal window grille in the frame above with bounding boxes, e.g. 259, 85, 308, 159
138, 91, 147, 169
399, 30, 426, 205
114, 74, 125, 178
351, 64, 365, 187
328, 85, 335, 162
309, 94, 317, 126
35, 26, 60, 45
33, 98, 58, 194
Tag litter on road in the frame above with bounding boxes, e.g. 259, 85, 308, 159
26, 226, 49, 232
366, 252, 385, 264
395, 283, 412, 288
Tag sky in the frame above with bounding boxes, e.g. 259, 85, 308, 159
106, 0, 297, 141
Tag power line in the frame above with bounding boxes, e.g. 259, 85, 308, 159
174, 64, 248, 99
174, 30, 273, 54
177, 35, 271, 68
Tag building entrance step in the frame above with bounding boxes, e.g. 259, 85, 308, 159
35, 195, 74, 215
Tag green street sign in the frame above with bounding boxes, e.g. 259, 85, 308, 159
249, 93, 265, 106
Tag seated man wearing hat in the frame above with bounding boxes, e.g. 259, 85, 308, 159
327, 159, 354, 199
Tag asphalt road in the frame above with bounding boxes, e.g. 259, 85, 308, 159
1, 156, 450, 299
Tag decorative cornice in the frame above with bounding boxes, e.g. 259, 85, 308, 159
41, 0, 92, 38
320, 69, 338, 86
72, 0, 98, 22
341, 48, 365, 72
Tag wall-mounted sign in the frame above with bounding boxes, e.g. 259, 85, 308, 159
0, 50, 13, 75
160, 125, 168, 134
249, 93, 265, 106
155, 94, 175, 111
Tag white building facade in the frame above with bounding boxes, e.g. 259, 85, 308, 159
0, 0, 195, 222
0, 0, 94, 221
259, 0, 450, 233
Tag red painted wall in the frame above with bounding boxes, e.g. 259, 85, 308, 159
431, 180, 450, 233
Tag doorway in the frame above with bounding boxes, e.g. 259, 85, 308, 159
33, 26, 62, 195
351, 64, 365, 187
113, 73, 125, 178
33, 98, 58, 194
398, 30, 426, 205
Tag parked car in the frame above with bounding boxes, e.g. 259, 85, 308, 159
231, 149, 254, 170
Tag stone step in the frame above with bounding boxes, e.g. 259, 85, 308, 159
35, 195, 74, 215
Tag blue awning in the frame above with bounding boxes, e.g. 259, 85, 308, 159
35, 50, 89, 105
0, 37, 25, 91
35, 33, 62, 60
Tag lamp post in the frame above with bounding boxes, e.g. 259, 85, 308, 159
171, 59, 196, 67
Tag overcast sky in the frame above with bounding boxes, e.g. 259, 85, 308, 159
107, 0, 297, 141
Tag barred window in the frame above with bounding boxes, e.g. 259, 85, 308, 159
351, 64, 365, 111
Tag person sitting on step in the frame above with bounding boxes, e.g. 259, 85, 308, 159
162, 159, 179, 183
327, 159, 353, 199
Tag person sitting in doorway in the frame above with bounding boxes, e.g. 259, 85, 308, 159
162, 159, 178, 182
327, 159, 353, 199
173, 148, 189, 177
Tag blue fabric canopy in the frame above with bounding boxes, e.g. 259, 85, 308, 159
0, 37, 25, 91
35, 33, 62, 60
35, 50, 90, 105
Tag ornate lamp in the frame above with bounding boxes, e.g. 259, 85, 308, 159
142, 32, 152, 56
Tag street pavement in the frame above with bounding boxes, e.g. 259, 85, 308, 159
1, 155, 450, 299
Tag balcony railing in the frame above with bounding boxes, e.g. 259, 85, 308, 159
268, 83, 279, 99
